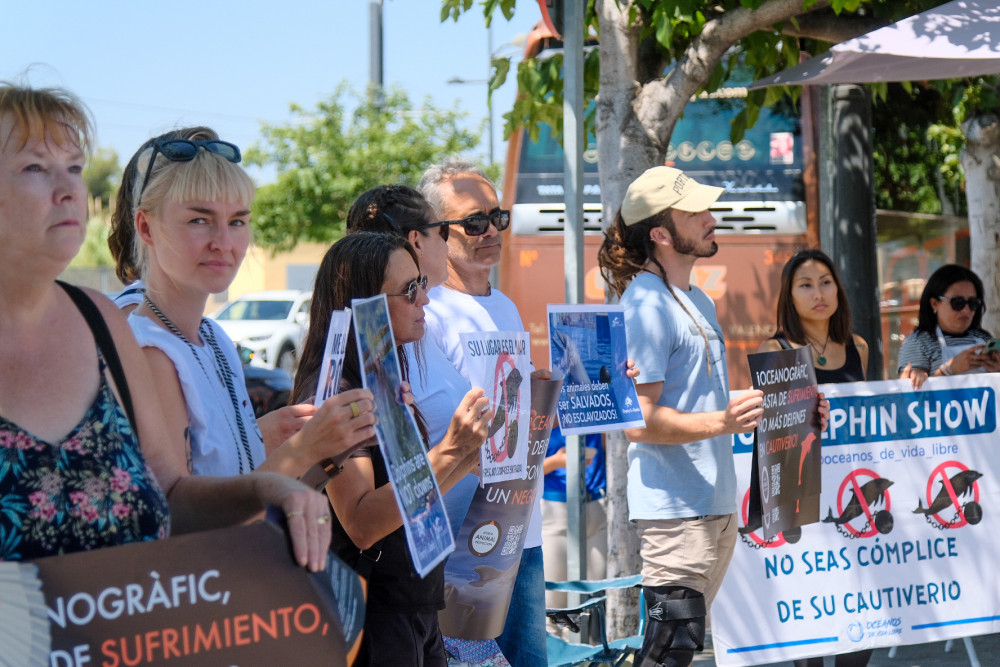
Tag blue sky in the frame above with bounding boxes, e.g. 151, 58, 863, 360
2, 1, 540, 180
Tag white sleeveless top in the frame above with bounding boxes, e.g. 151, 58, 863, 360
129, 313, 265, 477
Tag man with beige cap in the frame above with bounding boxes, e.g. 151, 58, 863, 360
598, 166, 764, 667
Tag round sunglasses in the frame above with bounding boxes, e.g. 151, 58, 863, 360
387, 275, 429, 304
420, 209, 511, 237
936, 295, 984, 312
136, 139, 242, 207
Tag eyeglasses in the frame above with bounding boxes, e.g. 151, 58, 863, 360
387, 275, 429, 304
136, 139, 242, 207
384, 213, 449, 242
423, 209, 511, 237
936, 295, 983, 312
421, 220, 450, 241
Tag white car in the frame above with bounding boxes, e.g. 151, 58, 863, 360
211, 290, 311, 374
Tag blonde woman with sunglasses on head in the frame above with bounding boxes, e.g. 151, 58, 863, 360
0, 83, 333, 569
898, 264, 1000, 389
118, 130, 378, 504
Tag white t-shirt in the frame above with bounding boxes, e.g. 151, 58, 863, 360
129, 313, 266, 477
423, 284, 543, 549
407, 337, 478, 538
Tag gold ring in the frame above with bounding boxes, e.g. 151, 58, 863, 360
349, 401, 361, 418
285, 510, 303, 518
317, 514, 332, 525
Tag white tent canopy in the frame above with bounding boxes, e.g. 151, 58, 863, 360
750, 0, 1000, 88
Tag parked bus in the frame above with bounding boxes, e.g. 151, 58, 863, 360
498, 26, 813, 389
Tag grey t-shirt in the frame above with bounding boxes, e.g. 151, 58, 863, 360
621, 272, 737, 520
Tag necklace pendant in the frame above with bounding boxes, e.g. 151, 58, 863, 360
817, 355, 827, 366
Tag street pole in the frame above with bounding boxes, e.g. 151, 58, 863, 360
369, 1, 384, 106
562, 0, 587, 634
819, 84, 884, 380
487, 24, 495, 165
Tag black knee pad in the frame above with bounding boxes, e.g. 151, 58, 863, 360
634, 585, 706, 667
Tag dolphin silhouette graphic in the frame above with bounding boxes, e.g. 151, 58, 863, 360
822, 478, 894, 525
913, 470, 983, 515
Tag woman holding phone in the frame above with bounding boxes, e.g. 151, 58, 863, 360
898, 264, 1000, 388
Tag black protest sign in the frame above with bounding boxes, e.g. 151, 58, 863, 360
747, 347, 821, 539
35, 521, 347, 666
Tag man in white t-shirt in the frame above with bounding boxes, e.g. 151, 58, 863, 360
418, 158, 547, 666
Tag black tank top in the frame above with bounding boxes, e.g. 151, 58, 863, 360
773, 336, 865, 383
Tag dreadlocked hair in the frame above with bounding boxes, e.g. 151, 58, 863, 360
598, 210, 671, 299
598, 208, 715, 375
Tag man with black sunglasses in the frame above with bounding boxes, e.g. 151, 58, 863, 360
417, 158, 548, 667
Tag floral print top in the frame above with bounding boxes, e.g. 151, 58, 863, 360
0, 356, 170, 561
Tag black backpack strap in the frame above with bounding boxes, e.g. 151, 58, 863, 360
57, 281, 138, 434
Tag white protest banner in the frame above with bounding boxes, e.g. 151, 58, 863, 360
314, 309, 351, 408
713, 375, 1000, 665
459, 331, 531, 484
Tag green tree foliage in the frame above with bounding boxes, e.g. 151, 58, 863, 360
69, 216, 114, 269
448, 0, 939, 145
872, 83, 965, 215
246, 84, 481, 251
82, 147, 120, 207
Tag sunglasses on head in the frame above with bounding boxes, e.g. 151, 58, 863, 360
422, 209, 510, 237
936, 295, 983, 312
136, 139, 242, 207
388, 274, 429, 304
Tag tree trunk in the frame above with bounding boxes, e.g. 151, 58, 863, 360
590, 0, 861, 641
595, 0, 648, 640
960, 114, 1000, 335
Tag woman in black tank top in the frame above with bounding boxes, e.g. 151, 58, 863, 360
757, 249, 871, 667
758, 249, 869, 383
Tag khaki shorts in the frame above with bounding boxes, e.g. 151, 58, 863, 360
637, 513, 737, 606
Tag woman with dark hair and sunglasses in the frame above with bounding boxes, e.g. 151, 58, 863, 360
116, 130, 377, 489
759, 249, 871, 667
347, 184, 451, 288
346, 186, 474, 484
292, 232, 492, 666
898, 264, 1000, 389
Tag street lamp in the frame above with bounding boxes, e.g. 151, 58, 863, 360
447, 28, 525, 166
447, 75, 494, 165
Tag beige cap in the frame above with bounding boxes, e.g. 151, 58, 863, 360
621, 166, 724, 225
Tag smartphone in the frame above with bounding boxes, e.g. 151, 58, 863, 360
984, 338, 1000, 354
